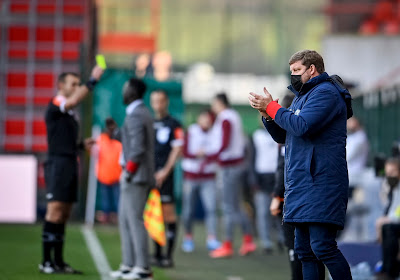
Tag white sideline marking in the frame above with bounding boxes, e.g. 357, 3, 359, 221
81, 226, 113, 280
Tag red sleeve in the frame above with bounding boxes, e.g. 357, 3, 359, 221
183, 131, 197, 159
266, 101, 282, 119
206, 120, 231, 161
220, 120, 231, 152
126, 160, 139, 174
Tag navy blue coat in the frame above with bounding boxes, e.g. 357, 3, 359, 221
263, 72, 349, 229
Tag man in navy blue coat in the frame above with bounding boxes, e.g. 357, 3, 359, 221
249, 50, 352, 280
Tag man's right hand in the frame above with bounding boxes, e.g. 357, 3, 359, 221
91, 65, 104, 81
270, 197, 283, 216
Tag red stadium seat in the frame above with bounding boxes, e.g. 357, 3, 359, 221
360, 19, 379, 35
34, 73, 54, 88
10, 2, 30, 13
63, 4, 85, 15
35, 49, 55, 60
5, 120, 26, 135
32, 120, 47, 136
383, 20, 400, 35
7, 73, 27, 88
62, 27, 83, 43
36, 26, 55, 42
8, 26, 29, 42
6, 96, 27, 105
62, 45, 80, 61
373, 0, 394, 22
4, 143, 25, 152
34, 94, 53, 106
8, 49, 29, 59
37, 3, 56, 14
6, 88, 27, 105
32, 143, 48, 152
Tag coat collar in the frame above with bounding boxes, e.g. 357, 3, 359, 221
288, 72, 330, 97
125, 99, 143, 115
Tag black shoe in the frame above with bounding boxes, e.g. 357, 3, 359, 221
161, 257, 174, 268
55, 262, 83, 274
39, 261, 56, 274
149, 256, 162, 267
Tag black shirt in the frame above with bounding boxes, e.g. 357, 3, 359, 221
154, 115, 183, 169
45, 96, 79, 157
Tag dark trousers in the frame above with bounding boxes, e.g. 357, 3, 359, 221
295, 223, 352, 280
98, 181, 120, 214
382, 223, 400, 278
283, 222, 325, 280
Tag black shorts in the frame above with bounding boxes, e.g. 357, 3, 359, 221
44, 156, 78, 203
159, 172, 174, 204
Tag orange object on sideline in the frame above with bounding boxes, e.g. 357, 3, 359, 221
96, 133, 123, 185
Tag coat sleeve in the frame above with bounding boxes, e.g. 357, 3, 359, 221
262, 117, 286, 144
273, 146, 285, 198
125, 113, 145, 163
274, 88, 340, 137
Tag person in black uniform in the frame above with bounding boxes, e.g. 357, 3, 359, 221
150, 90, 184, 268
39, 66, 103, 274
269, 94, 325, 280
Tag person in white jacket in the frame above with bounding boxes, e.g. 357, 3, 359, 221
181, 111, 221, 253
346, 117, 369, 192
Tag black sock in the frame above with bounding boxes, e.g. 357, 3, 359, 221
166, 223, 177, 259
53, 223, 65, 266
154, 241, 162, 259
288, 249, 303, 280
42, 221, 58, 264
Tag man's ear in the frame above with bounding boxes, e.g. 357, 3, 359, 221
310, 64, 315, 75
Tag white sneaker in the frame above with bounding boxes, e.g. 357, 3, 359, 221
121, 267, 153, 280
110, 264, 132, 279
38, 261, 56, 274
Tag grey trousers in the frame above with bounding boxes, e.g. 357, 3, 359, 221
182, 178, 218, 237
221, 165, 252, 240
119, 172, 150, 268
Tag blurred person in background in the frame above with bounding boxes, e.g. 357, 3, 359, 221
376, 158, 400, 280
150, 90, 184, 268
110, 78, 154, 280
134, 54, 152, 79
248, 120, 280, 254
41, 66, 103, 274
249, 50, 352, 279
90, 118, 122, 224
181, 110, 221, 253
208, 93, 257, 258
341, 116, 369, 240
269, 94, 325, 280
346, 116, 369, 194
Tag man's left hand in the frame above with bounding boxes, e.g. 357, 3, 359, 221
248, 87, 274, 111
155, 168, 169, 188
